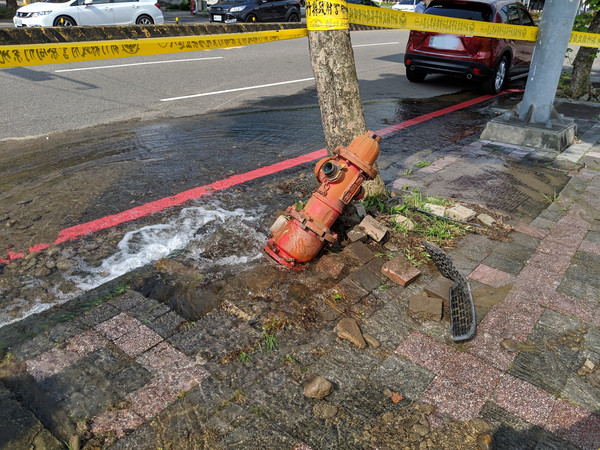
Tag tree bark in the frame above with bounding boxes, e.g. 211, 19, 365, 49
6, 0, 17, 11
569, 10, 600, 99
308, 29, 367, 154
308, 29, 386, 196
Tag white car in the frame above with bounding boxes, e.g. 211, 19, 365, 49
13, 0, 164, 27
392, 0, 418, 11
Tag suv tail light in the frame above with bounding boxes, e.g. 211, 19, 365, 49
155, 2, 161, 9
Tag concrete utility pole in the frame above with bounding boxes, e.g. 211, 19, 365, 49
481, 0, 579, 151
518, 0, 580, 125
306, 0, 385, 195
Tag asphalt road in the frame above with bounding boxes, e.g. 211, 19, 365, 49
0, 28, 467, 141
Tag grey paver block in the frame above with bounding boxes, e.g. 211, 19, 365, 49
334, 277, 370, 304
0, 384, 62, 450
562, 372, 600, 414
479, 401, 578, 450
363, 301, 415, 349
559, 251, 600, 301
369, 355, 435, 400
147, 310, 185, 339
109, 290, 146, 312
408, 295, 443, 321
77, 302, 119, 328
348, 266, 385, 292
126, 298, 171, 323
509, 310, 585, 396
424, 275, 453, 307
530, 216, 555, 230
343, 241, 376, 265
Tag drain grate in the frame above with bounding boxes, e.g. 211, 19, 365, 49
423, 241, 476, 341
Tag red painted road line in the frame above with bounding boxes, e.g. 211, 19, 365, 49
0, 90, 521, 263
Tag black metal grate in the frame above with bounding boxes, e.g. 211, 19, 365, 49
423, 241, 476, 341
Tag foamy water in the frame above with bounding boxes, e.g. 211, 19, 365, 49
0, 205, 267, 328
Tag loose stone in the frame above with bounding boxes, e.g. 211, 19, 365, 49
334, 317, 367, 349
304, 375, 333, 400
313, 402, 338, 419
363, 332, 380, 348
500, 338, 519, 353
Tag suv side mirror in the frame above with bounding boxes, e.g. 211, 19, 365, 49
84, 0, 93, 5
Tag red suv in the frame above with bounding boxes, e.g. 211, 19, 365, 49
404, 0, 536, 93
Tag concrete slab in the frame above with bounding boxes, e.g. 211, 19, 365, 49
481, 116, 576, 152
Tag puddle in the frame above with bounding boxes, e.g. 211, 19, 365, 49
0, 203, 267, 328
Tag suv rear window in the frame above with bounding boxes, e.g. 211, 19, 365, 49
424, 2, 493, 22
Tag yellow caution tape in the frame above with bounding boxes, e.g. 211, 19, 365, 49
570, 30, 600, 49
346, 5, 600, 48
0, 28, 308, 69
2, 4, 599, 69
348, 5, 538, 41
306, 0, 349, 31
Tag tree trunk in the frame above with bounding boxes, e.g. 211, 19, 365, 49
6, 0, 17, 10
569, 10, 600, 99
308, 29, 386, 196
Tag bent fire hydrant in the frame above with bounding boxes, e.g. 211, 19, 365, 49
264, 131, 381, 269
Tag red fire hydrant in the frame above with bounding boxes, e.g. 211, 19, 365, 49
264, 131, 381, 269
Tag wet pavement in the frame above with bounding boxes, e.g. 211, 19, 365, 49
1, 94, 600, 449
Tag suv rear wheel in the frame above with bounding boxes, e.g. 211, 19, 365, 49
483, 56, 507, 94
406, 67, 427, 83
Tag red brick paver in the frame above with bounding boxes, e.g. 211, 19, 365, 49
491, 374, 556, 428
468, 264, 515, 288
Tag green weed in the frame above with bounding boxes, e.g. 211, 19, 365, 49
414, 160, 432, 168
363, 194, 387, 213
238, 352, 252, 364
282, 354, 298, 364
542, 190, 558, 203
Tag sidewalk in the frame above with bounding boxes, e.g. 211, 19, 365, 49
0, 99, 599, 449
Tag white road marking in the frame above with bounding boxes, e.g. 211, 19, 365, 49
160, 77, 315, 102
352, 42, 400, 48
55, 56, 223, 73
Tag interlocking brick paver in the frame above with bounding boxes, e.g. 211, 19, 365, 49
26, 330, 107, 382
527, 249, 572, 274
420, 376, 486, 421
113, 323, 163, 358
96, 312, 142, 341
579, 239, 600, 256
465, 331, 517, 371
514, 222, 548, 239
477, 298, 544, 342
492, 374, 556, 428
468, 264, 515, 288
546, 400, 600, 450
395, 330, 455, 374
90, 409, 145, 439
441, 352, 503, 396
548, 292, 600, 327
512, 265, 562, 307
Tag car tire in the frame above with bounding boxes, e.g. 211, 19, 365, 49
483, 56, 508, 94
53, 16, 76, 26
136, 15, 154, 25
406, 67, 426, 83
287, 12, 300, 22
246, 13, 258, 22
